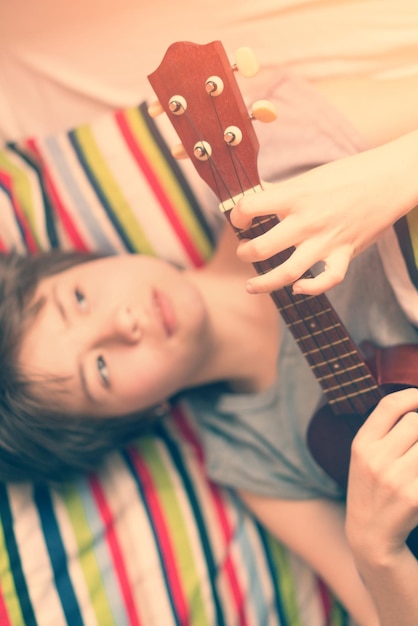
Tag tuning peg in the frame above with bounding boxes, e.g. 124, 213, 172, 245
171, 143, 189, 160
250, 99, 277, 123
147, 100, 164, 118
233, 47, 259, 78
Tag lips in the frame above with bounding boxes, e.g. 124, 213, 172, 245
152, 289, 176, 336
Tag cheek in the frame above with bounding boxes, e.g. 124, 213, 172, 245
112, 353, 176, 409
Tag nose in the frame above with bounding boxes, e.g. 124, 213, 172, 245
111, 305, 142, 344
88, 305, 142, 347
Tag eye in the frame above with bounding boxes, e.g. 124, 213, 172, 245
97, 355, 109, 387
74, 288, 88, 310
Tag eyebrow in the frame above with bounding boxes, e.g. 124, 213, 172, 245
52, 284, 95, 405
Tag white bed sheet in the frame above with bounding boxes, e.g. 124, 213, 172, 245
1, 0, 418, 141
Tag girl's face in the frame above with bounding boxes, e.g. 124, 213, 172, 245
19, 255, 210, 417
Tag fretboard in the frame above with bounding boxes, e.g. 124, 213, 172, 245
231, 211, 384, 416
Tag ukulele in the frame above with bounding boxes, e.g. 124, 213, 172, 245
148, 40, 418, 556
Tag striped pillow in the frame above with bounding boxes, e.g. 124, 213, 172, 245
0, 103, 349, 625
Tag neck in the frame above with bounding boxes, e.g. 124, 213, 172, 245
183, 256, 280, 393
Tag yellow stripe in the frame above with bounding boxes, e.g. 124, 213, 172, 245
63, 485, 116, 626
0, 522, 25, 626
0, 151, 41, 248
137, 437, 210, 626
125, 108, 213, 261
72, 125, 154, 254
406, 205, 418, 268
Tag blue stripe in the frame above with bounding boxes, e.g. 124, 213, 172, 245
7, 143, 60, 249
33, 484, 84, 626
77, 479, 129, 626
257, 524, 295, 626
0, 484, 38, 625
156, 421, 226, 626
0, 180, 29, 248
122, 442, 180, 626
228, 491, 282, 625
43, 136, 117, 253
67, 130, 136, 253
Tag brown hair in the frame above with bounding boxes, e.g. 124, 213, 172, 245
0, 250, 164, 485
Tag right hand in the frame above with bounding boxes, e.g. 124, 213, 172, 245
345, 388, 418, 564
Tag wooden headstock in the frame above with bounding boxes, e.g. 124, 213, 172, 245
148, 41, 275, 211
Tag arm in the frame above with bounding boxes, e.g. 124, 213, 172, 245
346, 388, 418, 626
238, 492, 380, 626
230, 129, 418, 295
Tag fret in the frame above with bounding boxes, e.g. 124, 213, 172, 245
323, 375, 377, 394
299, 337, 352, 353
316, 363, 373, 381
289, 311, 334, 325
329, 385, 381, 404
295, 325, 343, 340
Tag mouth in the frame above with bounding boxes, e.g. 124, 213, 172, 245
152, 289, 176, 336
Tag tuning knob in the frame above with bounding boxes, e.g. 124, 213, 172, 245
233, 47, 259, 78
147, 100, 164, 118
171, 143, 189, 160
251, 100, 277, 123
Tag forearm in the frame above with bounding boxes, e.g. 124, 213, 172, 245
238, 493, 380, 626
371, 128, 418, 221
353, 546, 418, 626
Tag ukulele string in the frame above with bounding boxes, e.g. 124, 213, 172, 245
251, 218, 379, 414
175, 88, 375, 414
200, 91, 366, 412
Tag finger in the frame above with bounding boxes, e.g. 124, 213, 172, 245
377, 409, 418, 458
244, 244, 322, 293
236, 216, 299, 263
292, 249, 351, 295
358, 389, 418, 441
230, 187, 291, 230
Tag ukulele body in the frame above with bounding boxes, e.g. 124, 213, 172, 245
307, 341, 418, 557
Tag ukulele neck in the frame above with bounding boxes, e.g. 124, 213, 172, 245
225, 209, 382, 415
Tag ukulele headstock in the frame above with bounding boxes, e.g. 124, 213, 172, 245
147, 40, 276, 210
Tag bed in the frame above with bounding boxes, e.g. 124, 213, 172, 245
1, 2, 417, 624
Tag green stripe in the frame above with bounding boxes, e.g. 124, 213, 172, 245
0, 522, 25, 625
266, 534, 302, 626
406, 205, 418, 269
72, 125, 154, 254
138, 438, 210, 626
0, 150, 41, 247
63, 485, 117, 626
126, 108, 213, 261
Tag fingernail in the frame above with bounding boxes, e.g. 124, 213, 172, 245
246, 282, 256, 294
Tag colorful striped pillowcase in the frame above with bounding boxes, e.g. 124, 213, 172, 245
0, 102, 349, 625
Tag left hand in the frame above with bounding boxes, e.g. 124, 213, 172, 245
230, 137, 418, 295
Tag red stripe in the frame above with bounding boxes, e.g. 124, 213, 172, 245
89, 475, 142, 626
173, 405, 247, 624
115, 110, 204, 268
25, 139, 88, 251
128, 446, 189, 623
317, 578, 334, 625
0, 171, 39, 253
0, 582, 12, 626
